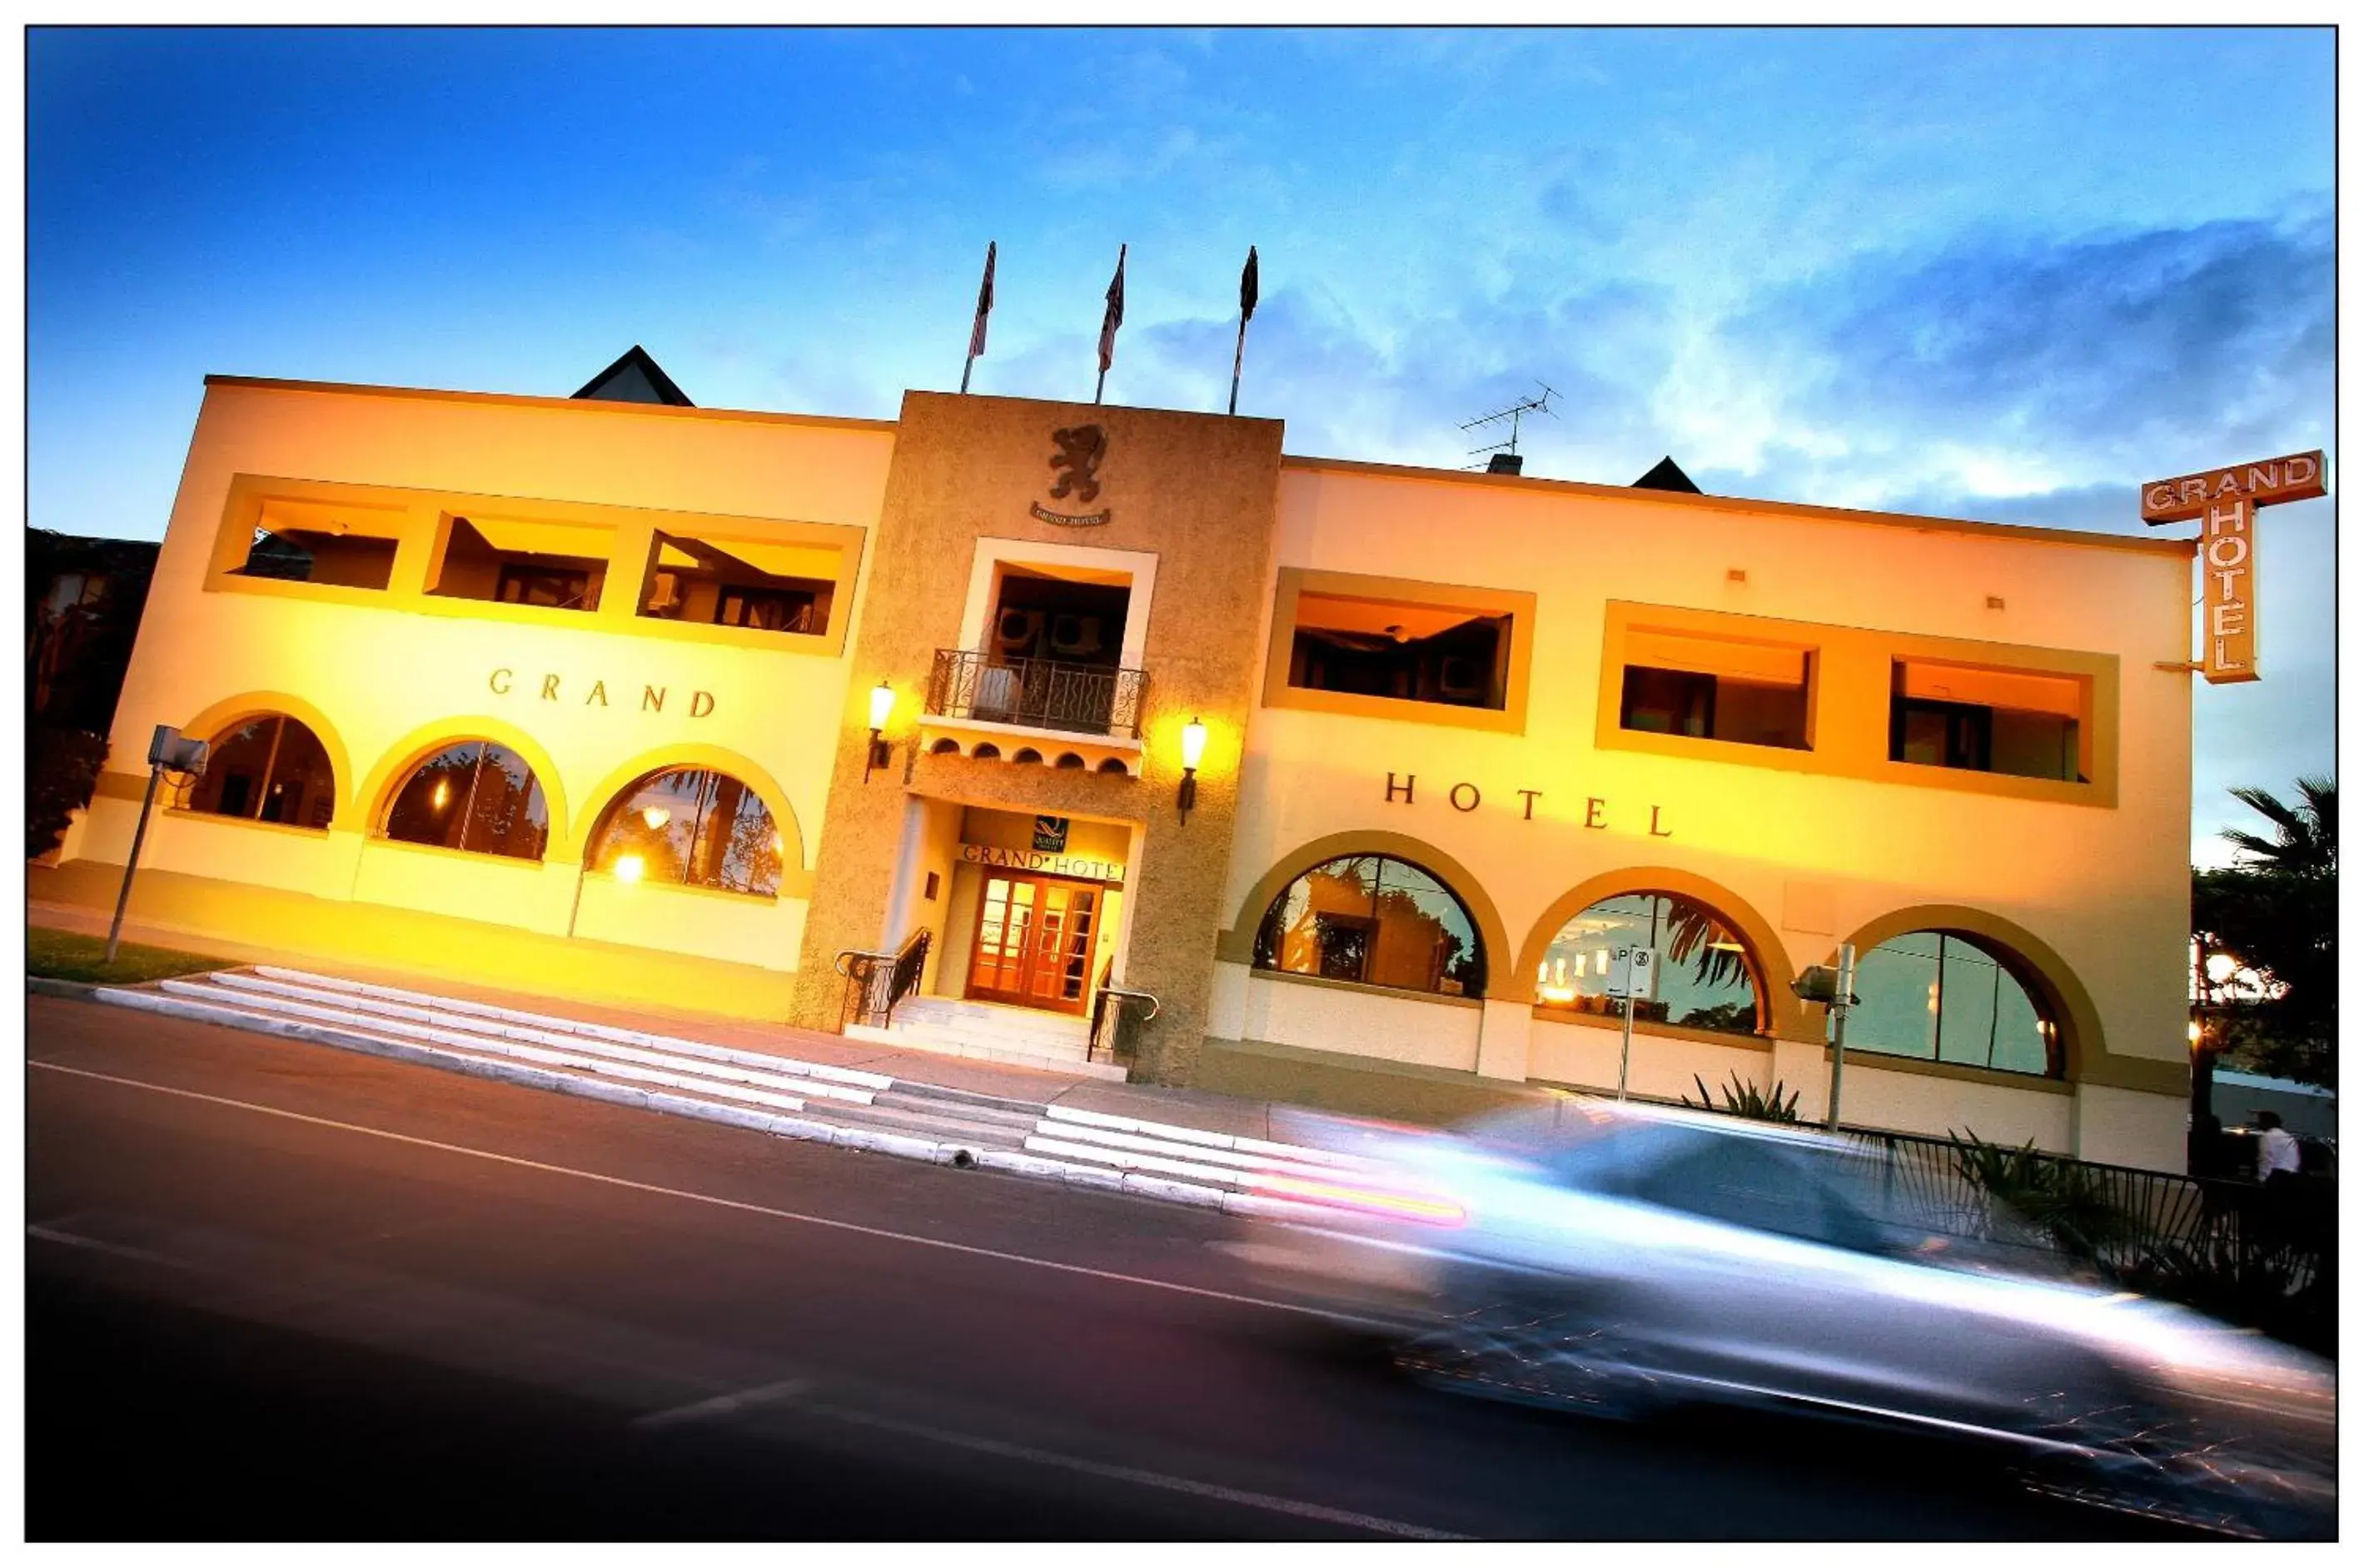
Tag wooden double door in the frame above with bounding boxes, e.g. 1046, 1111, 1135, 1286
966, 874, 1102, 1015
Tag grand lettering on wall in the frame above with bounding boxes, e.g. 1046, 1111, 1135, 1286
489, 668, 716, 717
1382, 771, 1673, 837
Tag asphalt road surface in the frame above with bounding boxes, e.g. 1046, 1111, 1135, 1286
27, 994, 2210, 1541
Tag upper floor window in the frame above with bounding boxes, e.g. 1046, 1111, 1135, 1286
639, 531, 840, 637
382, 740, 550, 861
1289, 592, 1511, 711
1889, 660, 2085, 783
182, 714, 336, 829
1619, 629, 1811, 751
429, 515, 612, 614
1252, 853, 1486, 998
231, 500, 401, 590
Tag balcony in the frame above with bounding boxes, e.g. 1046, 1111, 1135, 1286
925, 649, 1145, 740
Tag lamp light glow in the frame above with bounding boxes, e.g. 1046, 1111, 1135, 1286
2204, 953, 2238, 985
863, 680, 896, 782
1176, 715, 1207, 822
641, 806, 671, 831
430, 778, 450, 811
615, 854, 645, 884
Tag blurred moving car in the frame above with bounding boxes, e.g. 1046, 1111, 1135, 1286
1234, 1098, 2336, 1539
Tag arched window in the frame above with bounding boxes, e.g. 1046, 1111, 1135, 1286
183, 714, 336, 829
382, 741, 549, 861
1252, 854, 1485, 998
585, 768, 784, 897
1848, 931, 2061, 1077
1535, 891, 1761, 1037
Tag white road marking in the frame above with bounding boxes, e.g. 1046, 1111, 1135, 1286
26, 1221, 197, 1270
784, 1393, 1466, 1540
632, 1378, 814, 1429
27, 1058, 1331, 1320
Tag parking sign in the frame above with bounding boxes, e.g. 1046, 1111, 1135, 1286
1609, 946, 1657, 999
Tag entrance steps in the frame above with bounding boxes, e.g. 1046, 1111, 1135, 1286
74, 964, 1372, 1224
842, 994, 1123, 1082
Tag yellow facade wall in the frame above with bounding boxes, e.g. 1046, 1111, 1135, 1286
64, 378, 892, 984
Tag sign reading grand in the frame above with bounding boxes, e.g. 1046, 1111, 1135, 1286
2139, 450, 2324, 686
2141, 451, 2324, 523
959, 842, 1126, 884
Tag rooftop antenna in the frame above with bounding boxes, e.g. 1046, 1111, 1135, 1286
1460, 382, 1557, 472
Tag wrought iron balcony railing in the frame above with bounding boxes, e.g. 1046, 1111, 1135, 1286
925, 648, 1145, 739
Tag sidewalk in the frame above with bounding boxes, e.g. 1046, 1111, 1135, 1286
29, 900, 1287, 1142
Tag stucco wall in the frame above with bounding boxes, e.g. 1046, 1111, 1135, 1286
68, 377, 890, 995
1237, 972, 1484, 1071
789, 392, 1287, 1078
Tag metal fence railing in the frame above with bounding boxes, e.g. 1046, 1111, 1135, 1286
925, 649, 1146, 739
834, 928, 931, 1032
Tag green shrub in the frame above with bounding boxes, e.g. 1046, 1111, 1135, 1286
1947, 1130, 2131, 1258
1685, 1072, 1802, 1122
27, 728, 107, 860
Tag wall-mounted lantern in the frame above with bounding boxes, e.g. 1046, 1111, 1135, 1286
1177, 715, 1207, 822
865, 680, 895, 783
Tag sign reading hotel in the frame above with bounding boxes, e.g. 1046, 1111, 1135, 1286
959, 841, 1125, 884
2140, 450, 2326, 686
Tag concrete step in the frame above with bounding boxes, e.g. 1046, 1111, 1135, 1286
890, 998, 1091, 1043
843, 1020, 1127, 1083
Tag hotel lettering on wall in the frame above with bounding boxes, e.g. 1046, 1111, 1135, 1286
2141, 450, 2327, 686
489, 668, 716, 716
959, 842, 1125, 884
1383, 772, 1673, 837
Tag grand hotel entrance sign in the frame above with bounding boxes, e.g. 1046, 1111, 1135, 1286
2141, 450, 2325, 684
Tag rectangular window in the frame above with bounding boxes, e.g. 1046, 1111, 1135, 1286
1889, 660, 2083, 782
430, 515, 612, 613
1287, 592, 1512, 712
232, 500, 401, 590
639, 531, 839, 637
1619, 630, 1811, 749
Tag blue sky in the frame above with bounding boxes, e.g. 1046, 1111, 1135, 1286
27, 27, 2335, 863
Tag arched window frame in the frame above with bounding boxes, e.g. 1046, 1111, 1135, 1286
1251, 852, 1488, 999
177, 712, 337, 830
1845, 928, 2066, 1079
583, 766, 787, 898
1532, 889, 1769, 1038
380, 739, 550, 863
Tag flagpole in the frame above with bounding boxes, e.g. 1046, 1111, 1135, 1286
1094, 367, 1106, 406
962, 241, 995, 396
1227, 314, 1247, 416
962, 352, 977, 395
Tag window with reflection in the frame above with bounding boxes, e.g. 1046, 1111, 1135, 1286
1847, 931, 2060, 1076
585, 768, 784, 897
1535, 891, 1762, 1037
182, 714, 336, 829
382, 741, 549, 861
1252, 854, 1485, 997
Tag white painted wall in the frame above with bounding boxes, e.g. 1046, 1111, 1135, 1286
1238, 973, 1483, 1070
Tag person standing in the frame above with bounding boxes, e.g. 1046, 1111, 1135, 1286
2255, 1110, 2302, 1186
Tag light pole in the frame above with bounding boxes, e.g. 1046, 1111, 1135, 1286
106, 724, 210, 965
1791, 944, 1857, 1131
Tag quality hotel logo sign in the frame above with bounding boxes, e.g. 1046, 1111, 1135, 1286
2141, 450, 2326, 687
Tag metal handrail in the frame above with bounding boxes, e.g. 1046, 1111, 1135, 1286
924, 648, 1146, 739
837, 928, 931, 1030
1088, 985, 1162, 1067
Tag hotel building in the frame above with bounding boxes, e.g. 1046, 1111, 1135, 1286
38, 351, 2201, 1170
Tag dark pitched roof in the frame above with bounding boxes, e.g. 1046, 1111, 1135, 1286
571, 345, 694, 407
1632, 455, 1702, 494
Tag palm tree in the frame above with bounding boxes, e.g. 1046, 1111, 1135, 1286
2222, 776, 2335, 879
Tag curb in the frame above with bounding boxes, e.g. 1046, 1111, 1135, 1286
29, 977, 102, 1002
82, 985, 1334, 1225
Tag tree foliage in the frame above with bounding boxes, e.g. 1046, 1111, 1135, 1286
2192, 777, 2335, 1089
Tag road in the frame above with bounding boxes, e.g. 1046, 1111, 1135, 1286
27, 994, 2202, 1541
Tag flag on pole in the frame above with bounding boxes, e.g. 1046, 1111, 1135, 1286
1097, 244, 1127, 374
1228, 245, 1259, 416
968, 241, 997, 358
960, 241, 996, 393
